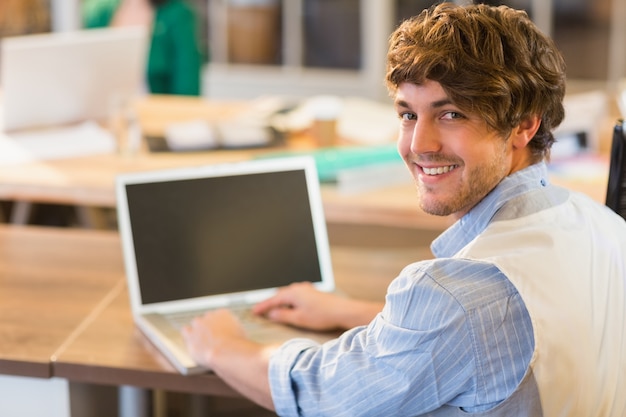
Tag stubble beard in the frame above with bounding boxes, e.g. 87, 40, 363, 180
415, 151, 508, 217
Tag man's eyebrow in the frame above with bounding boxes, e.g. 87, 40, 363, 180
394, 98, 454, 109
431, 98, 453, 108
394, 99, 411, 108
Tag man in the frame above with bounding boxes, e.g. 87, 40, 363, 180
183, 3, 626, 416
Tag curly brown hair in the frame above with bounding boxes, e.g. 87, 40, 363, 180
386, 3, 566, 161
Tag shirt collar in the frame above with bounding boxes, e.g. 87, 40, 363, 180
431, 162, 550, 258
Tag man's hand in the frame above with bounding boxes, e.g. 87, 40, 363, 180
182, 309, 247, 367
181, 309, 276, 411
253, 282, 384, 331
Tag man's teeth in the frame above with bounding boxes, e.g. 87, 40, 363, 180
423, 165, 456, 175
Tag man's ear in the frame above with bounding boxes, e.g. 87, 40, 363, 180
512, 115, 542, 149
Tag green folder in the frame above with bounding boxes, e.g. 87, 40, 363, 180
257, 143, 402, 182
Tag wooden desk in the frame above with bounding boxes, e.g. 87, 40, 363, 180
50, 236, 426, 396
52, 284, 239, 398
0, 222, 429, 417
0, 151, 254, 207
0, 225, 123, 378
0, 152, 610, 234
0, 148, 607, 232
0, 220, 424, 377
0, 147, 453, 232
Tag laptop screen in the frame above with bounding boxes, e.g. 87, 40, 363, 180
606, 120, 626, 220
117, 157, 333, 309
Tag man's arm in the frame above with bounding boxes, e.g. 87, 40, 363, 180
182, 283, 384, 411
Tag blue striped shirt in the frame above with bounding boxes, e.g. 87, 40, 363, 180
268, 163, 551, 416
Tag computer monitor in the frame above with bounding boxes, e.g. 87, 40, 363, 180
605, 119, 626, 220
0, 27, 148, 132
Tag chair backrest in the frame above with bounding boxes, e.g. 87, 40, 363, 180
605, 119, 626, 220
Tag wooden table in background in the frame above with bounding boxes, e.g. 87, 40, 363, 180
0, 95, 609, 232
0, 93, 455, 231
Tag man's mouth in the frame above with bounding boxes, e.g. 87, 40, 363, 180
422, 165, 458, 176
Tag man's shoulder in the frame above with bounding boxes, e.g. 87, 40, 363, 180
392, 258, 518, 312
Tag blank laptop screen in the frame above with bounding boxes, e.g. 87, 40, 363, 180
125, 169, 322, 305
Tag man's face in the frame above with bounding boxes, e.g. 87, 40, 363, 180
395, 80, 515, 220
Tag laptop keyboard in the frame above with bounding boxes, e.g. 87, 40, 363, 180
165, 305, 266, 331
164, 305, 335, 345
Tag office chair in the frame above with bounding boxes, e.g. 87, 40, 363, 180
605, 119, 626, 220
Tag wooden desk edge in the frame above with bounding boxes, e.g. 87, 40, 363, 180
0, 358, 51, 379
52, 362, 239, 397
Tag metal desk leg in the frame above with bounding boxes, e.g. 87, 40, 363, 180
10, 201, 32, 224
118, 386, 167, 417
118, 385, 151, 417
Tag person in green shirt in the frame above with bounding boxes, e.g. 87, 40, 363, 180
83, 0, 203, 96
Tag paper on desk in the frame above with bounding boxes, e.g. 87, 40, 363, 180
0, 121, 116, 166
336, 97, 398, 145
270, 96, 398, 145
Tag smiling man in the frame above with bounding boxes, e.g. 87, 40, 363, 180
393, 80, 534, 218
183, 3, 626, 416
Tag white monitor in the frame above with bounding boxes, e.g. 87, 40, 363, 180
0, 27, 148, 132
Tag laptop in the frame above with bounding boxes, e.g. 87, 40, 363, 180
1, 26, 147, 132
115, 156, 336, 374
606, 119, 626, 220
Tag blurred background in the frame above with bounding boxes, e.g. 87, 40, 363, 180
0, 0, 622, 100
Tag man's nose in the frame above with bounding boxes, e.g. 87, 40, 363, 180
410, 120, 441, 154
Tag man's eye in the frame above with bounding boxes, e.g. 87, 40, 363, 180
400, 112, 416, 121
442, 111, 463, 120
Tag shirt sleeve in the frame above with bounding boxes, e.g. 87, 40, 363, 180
268, 262, 477, 417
